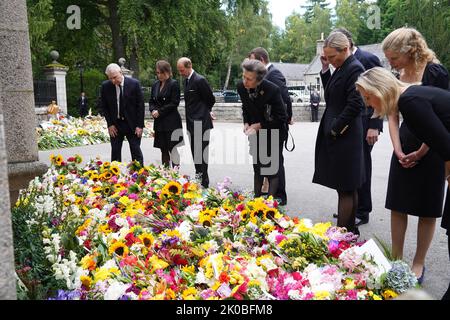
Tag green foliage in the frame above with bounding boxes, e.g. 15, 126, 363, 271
66, 68, 106, 117
12, 203, 64, 299
26, 0, 450, 94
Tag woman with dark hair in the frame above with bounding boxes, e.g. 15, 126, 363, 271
149, 60, 184, 167
237, 59, 287, 199
356, 66, 450, 298
313, 31, 366, 235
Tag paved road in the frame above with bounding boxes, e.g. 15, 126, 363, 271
39, 121, 449, 299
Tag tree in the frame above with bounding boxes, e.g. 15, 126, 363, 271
222, 0, 273, 89
302, 0, 330, 23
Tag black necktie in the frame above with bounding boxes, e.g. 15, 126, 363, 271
119, 85, 124, 119
185, 78, 189, 88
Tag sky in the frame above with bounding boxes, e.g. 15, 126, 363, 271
267, 0, 337, 29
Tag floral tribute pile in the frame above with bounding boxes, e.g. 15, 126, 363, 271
12, 155, 418, 300
37, 117, 153, 150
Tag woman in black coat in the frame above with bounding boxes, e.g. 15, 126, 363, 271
237, 59, 288, 199
381, 27, 449, 282
313, 32, 366, 234
149, 60, 184, 167
356, 66, 450, 299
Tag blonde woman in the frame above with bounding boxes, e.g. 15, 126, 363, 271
356, 67, 450, 293
313, 31, 365, 235
381, 27, 449, 282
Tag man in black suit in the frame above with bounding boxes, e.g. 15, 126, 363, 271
310, 88, 321, 122
101, 63, 144, 165
78, 91, 88, 117
249, 47, 291, 206
334, 28, 384, 226
177, 57, 215, 188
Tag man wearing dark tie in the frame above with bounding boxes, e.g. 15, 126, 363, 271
78, 91, 88, 117
101, 63, 144, 165
249, 47, 291, 206
177, 57, 215, 188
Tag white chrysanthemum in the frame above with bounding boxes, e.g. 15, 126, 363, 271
104, 281, 130, 300
177, 220, 192, 242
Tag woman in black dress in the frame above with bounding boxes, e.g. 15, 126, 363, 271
382, 27, 449, 280
356, 66, 450, 298
149, 60, 184, 168
237, 59, 287, 199
313, 31, 366, 235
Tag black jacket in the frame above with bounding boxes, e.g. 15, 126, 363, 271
237, 79, 287, 131
183, 71, 215, 132
101, 76, 145, 130
313, 55, 366, 190
266, 65, 292, 122
149, 78, 182, 132
354, 48, 383, 132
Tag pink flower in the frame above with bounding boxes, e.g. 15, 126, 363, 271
275, 234, 287, 244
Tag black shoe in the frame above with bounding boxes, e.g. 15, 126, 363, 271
417, 266, 426, 285
355, 217, 369, 226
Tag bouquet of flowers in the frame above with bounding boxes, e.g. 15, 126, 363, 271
37, 117, 153, 150
12, 155, 418, 300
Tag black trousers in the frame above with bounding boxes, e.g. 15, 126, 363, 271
357, 116, 374, 219
110, 119, 143, 165
188, 128, 210, 188
311, 105, 319, 122
251, 129, 284, 198
80, 107, 88, 117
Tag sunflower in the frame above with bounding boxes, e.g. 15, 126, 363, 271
108, 241, 129, 257
263, 208, 278, 220
110, 165, 120, 176
240, 209, 250, 221
102, 171, 113, 180
55, 154, 63, 166
138, 233, 155, 248
80, 275, 92, 289
199, 214, 212, 227
162, 181, 182, 196
57, 175, 65, 181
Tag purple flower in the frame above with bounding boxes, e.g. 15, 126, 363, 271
49, 289, 81, 300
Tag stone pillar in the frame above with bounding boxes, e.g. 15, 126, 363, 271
43, 50, 69, 115
0, 0, 48, 204
0, 88, 17, 300
119, 58, 134, 78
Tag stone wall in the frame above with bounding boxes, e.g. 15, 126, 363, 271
144, 102, 326, 122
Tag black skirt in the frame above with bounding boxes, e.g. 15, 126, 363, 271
153, 130, 184, 151
385, 122, 445, 217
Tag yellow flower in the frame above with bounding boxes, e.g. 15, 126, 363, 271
80, 254, 96, 270
93, 267, 120, 283
108, 241, 129, 257
314, 291, 331, 300
110, 165, 120, 176
98, 224, 112, 235
165, 288, 176, 300
138, 233, 154, 248
382, 289, 398, 300
344, 279, 356, 290
312, 222, 332, 239
182, 287, 198, 300
118, 196, 132, 207
263, 208, 278, 220
55, 154, 63, 166
80, 275, 92, 289
57, 175, 65, 181
181, 265, 196, 275
162, 181, 182, 196
148, 255, 169, 272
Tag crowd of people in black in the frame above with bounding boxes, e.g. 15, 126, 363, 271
97, 27, 449, 300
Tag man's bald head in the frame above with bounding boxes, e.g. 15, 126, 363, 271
177, 57, 193, 78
